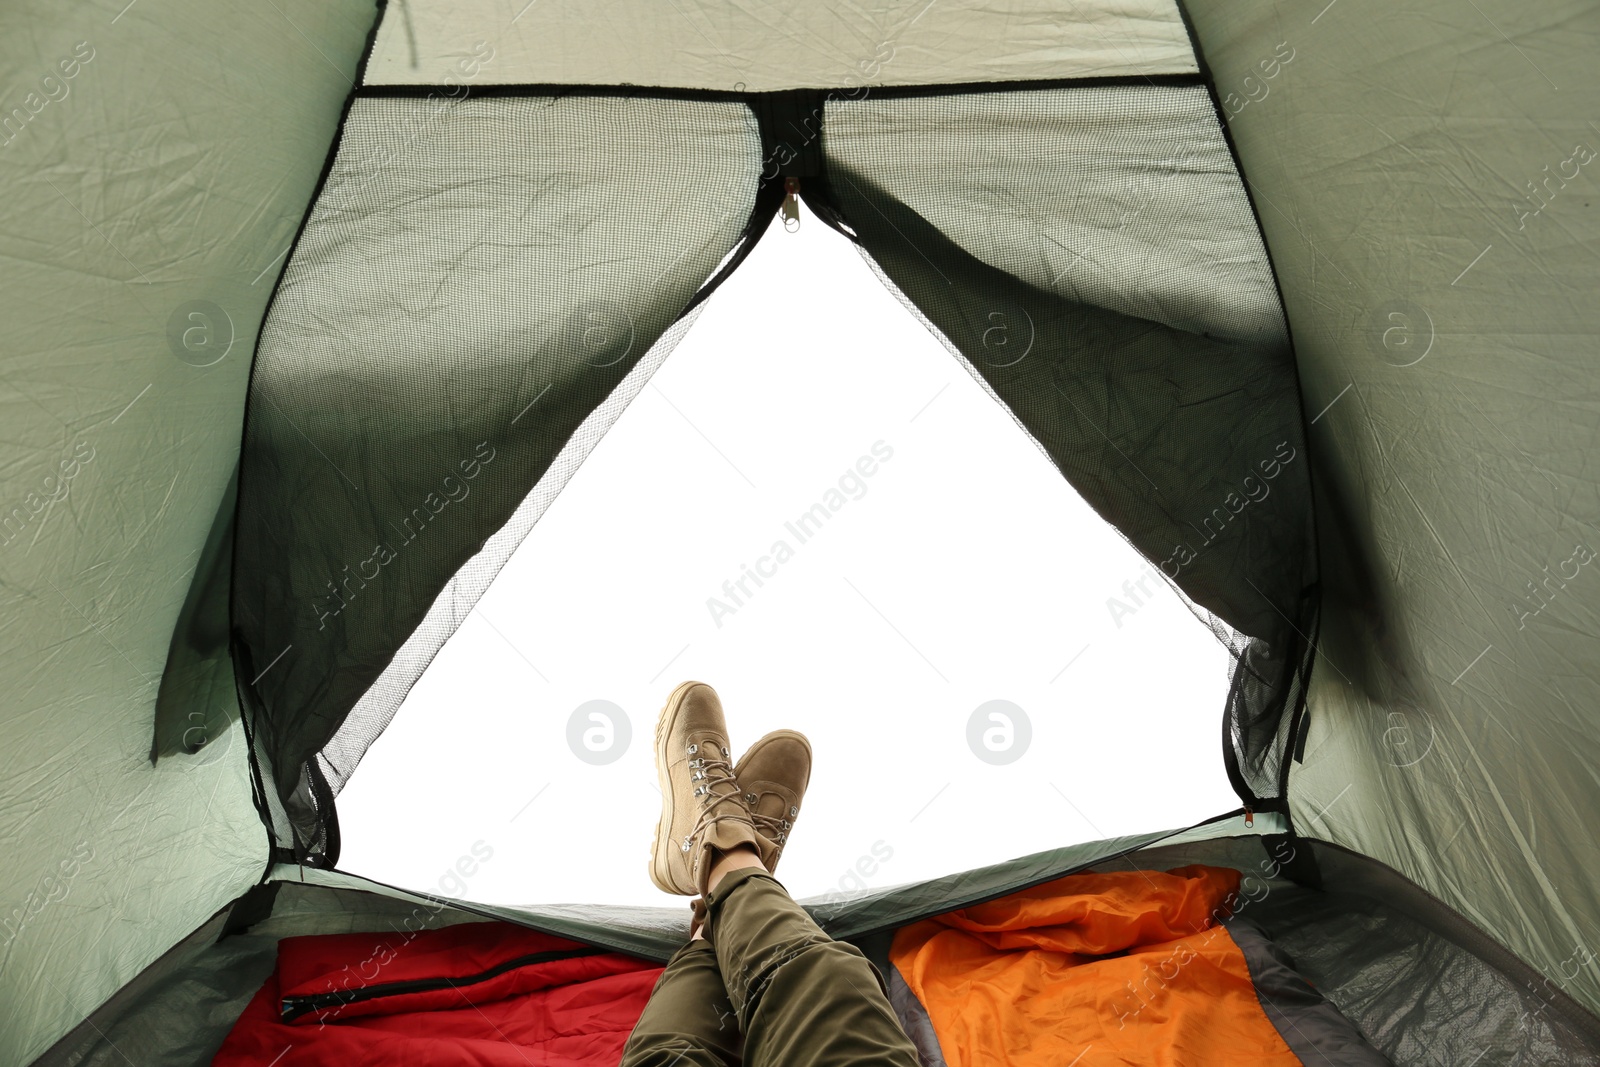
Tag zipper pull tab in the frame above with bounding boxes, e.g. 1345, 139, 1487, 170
782, 176, 801, 231
1244, 806, 1254, 828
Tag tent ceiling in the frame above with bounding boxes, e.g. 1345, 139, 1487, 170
363, 0, 1198, 90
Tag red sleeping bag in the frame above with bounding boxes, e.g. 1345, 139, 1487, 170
213, 919, 662, 1066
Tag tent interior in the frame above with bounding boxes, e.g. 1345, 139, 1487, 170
4, 0, 1599, 1064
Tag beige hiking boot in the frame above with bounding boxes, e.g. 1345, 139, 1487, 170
650, 681, 762, 897
735, 729, 812, 874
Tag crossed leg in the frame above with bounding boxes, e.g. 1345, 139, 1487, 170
622, 848, 920, 1067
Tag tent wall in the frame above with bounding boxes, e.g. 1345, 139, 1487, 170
0, 1, 375, 1061
1182, 0, 1600, 1017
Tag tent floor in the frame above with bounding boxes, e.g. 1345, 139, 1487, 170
33, 838, 1600, 1067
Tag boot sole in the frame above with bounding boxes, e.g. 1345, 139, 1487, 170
649, 680, 706, 895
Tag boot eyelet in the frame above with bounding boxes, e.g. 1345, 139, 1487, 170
789, 805, 799, 816
746, 793, 757, 804
687, 743, 698, 755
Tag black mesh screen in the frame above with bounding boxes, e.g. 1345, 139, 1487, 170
234, 95, 762, 854
312, 307, 711, 803
815, 85, 1318, 804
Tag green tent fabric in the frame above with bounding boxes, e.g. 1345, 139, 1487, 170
3, 0, 1598, 1063
1181, 0, 1600, 1028
1, 1, 373, 1058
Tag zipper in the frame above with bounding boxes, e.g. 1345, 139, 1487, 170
279, 943, 608, 1021
782, 176, 802, 230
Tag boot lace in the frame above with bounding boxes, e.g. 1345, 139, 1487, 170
745, 788, 795, 850
683, 744, 746, 853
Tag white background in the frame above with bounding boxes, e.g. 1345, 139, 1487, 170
338, 203, 1236, 908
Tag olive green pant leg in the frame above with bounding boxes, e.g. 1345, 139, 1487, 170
620, 939, 743, 1066
704, 867, 920, 1067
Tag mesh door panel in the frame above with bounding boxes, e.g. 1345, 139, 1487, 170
236, 95, 761, 840
820, 85, 1318, 802
315, 308, 708, 796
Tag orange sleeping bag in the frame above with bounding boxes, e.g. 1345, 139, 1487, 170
890, 865, 1302, 1067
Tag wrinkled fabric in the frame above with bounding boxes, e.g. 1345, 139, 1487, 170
213, 920, 662, 1066
622, 867, 920, 1067
361, 0, 1197, 88
890, 865, 1305, 1067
